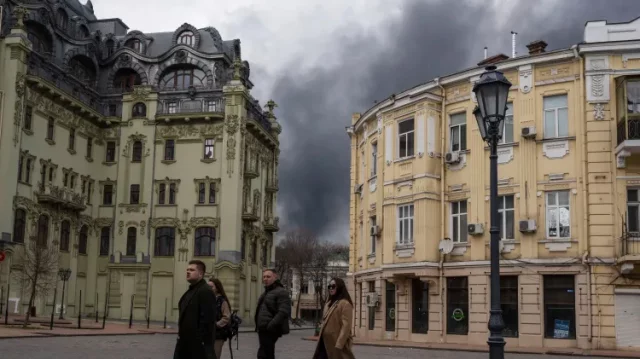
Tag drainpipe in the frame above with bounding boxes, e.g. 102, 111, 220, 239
145, 120, 158, 321
573, 44, 593, 343
436, 77, 446, 340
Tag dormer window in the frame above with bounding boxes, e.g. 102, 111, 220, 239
125, 39, 141, 52
132, 103, 146, 117
177, 31, 194, 46
56, 9, 68, 30
79, 25, 90, 39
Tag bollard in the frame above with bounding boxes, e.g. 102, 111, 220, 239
0, 286, 4, 317
128, 294, 134, 328
102, 292, 108, 329
146, 297, 150, 329
50, 287, 58, 330
77, 290, 82, 329
4, 282, 10, 325
163, 297, 167, 329
95, 293, 99, 323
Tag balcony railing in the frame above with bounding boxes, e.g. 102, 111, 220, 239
36, 183, 86, 212
265, 177, 279, 192
156, 98, 225, 116
617, 117, 640, 145
246, 100, 271, 131
264, 216, 280, 232
26, 52, 104, 115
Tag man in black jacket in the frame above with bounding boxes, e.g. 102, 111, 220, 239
255, 268, 291, 359
174, 259, 217, 359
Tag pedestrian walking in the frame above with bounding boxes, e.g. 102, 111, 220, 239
312, 278, 355, 359
174, 260, 217, 359
208, 278, 231, 359
255, 268, 291, 359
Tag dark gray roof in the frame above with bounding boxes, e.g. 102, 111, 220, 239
116, 28, 234, 58
65, 0, 97, 22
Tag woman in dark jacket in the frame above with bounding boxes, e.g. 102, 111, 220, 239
312, 277, 355, 359
208, 278, 231, 359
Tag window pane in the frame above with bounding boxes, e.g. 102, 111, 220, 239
558, 191, 569, 206
547, 192, 557, 206
628, 189, 639, 202
505, 195, 514, 209
451, 126, 460, 151
385, 281, 396, 332
544, 110, 556, 138
460, 214, 468, 242
501, 276, 519, 337
558, 108, 569, 137
399, 119, 414, 134
629, 205, 639, 232
446, 277, 468, 335
498, 211, 504, 239
460, 124, 467, 150
460, 200, 467, 213
399, 134, 407, 158
504, 114, 514, 143
453, 216, 459, 242
407, 132, 414, 156
450, 113, 466, 126
544, 275, 576, 339
544, 95, 568, 109
411, 279, 429, 334
505, 210, 515, 240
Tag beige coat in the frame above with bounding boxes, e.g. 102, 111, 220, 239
313, 299, 355, 359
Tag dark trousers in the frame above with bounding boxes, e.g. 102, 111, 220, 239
174, 338, 216, 359
257, 331, 279, 359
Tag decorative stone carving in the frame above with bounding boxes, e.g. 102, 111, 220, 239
518, 65, 533, 94
594, 103, 605, 121
542, 141, 569, 159
118, 221, 124, 235
140, 220, 146, 235
130, 86, 151, 102
226, 115, 239, 177
585, 56, 610, 102
497, 146, 514, 164
14, 72, 26, 146
118, 54, 132, 66
158, 124, 216, 139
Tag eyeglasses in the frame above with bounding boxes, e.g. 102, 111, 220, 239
327, 285, 336, 289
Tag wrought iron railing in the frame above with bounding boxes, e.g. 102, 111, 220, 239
246, 99, 271, 131
26, 52, 105, 115
617, 117, 640, 145
156, 97, 225, 115
621, 219, 640, 256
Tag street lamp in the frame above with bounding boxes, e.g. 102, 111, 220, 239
314, 278, 322, 336
58, 268, 72, 320
472, 64, 512, 359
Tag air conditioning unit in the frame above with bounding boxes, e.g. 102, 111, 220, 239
365, 292, 379, 307
521, 126, 537, 139
467, 223, 484, 235
519, 219, 537, 233
370, 225, 381, 237
445, 151, 460, 164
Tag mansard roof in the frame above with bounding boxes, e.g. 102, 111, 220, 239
64, 0, 97, 22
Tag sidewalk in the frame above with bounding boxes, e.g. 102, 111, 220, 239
0, 314, 314, 339
302, 336, 640, 359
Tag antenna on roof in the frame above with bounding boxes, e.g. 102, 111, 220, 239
511, 31, 518, 58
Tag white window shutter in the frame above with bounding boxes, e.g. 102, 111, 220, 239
417, 115, 425, 157
427, 116, 435, 155
385, 125, 393, 164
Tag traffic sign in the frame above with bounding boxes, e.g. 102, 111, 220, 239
0, 251, 5, 262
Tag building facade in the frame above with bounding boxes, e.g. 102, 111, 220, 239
290, 258, 349, 321
347, 16, 640, 351
0, 0, 281, 325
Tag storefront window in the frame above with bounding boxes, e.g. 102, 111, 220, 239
501, 276, 519, 337
411, 279, 429, 334
447, 277, 468, 335
385, 281, 396, 332
544, 275, 576, 339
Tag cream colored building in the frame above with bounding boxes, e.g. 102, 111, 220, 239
347, 16, 640, 351
0, 1, 280, 325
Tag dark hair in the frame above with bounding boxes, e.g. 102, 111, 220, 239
208, 277, 229, 302
189, 259, 206, 274
328, 277, 352, 306
262, 268, 277, 275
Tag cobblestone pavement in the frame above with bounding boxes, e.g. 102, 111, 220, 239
0, 329, 608, 359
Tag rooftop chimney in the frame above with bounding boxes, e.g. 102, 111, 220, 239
484, 47, 488, 59
511, 31, 518, 58
477, 53, 509, 67
526, 40, 548, 55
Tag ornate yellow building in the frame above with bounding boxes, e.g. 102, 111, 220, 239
0, 1, 280, 325
347, 17, 640, 351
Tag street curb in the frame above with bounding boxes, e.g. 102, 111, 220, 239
300, 337, 640, 359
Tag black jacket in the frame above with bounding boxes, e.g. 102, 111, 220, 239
254, 280, 291, 336
174, 279, 217, 359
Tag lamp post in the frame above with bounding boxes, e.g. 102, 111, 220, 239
58, 268, 72, 320
314, 278, 322, 336
472, 64, 512, 359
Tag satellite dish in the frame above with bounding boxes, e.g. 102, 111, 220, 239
439, 238, 454, 254
499, 240, 505, 253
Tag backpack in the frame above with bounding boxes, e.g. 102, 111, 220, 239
228, 310, 242, 351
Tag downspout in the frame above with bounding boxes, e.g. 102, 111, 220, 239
145, 121, 158, 320
573, 44, 593, 344
436, 77, 446, 341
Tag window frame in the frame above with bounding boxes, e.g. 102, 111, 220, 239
164, 139, 175, 161
158, 183, 166, 205
105, 141, 116, 162
501, 275, 519, 338
449, 112, 467, 152
46, 117, 55, 140
498, 195, 515, 240
154, 227, 175, 257
99, 227, 110, 256
371, 142, 378, 177
543, 94, 569, 139
545, 190, 571, 239
132, 141, 143, 162
60, 220, 70, 252
130, 184, 140, 204
543, 275, 576, 339
126, 227, 136, 256
446, 277, 469, 335
13, 209, 26, 243
86, 137, 93, 158
24, 106, 33, 131
103, 184, 114, 205
194, 227, 216, 257
397, 118, 415, 159
397, 204, 414, 245
411, 278, 429, 334
451, 200, 468, 243
499, 102, 514, 144
68, 128, 76, 151
37, 214, 49, 247
370, 216, 377, 254
78, 225, 88, 255
203, 138, 215, 159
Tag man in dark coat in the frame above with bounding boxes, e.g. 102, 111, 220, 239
174, 259, 217, 359
255, 268, 291, 359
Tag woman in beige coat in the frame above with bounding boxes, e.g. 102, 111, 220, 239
208, 278, 231, 359
312, 277, 355, 359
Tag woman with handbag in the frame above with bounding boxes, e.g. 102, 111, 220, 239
208, 278, 231, 359
312, 277, 355, 359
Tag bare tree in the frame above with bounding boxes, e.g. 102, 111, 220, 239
16, 239, 58, 327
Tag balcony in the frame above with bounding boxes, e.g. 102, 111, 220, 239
242, 202, 259, 222
26, 52, 105, 117
36, 183, 86, 212
618, 221, 640, 276
263, 216, 280, 232
245, 99, 272, 132
156, 97, 225, 120
265, 178, 279, 192
244, 157, 259, 179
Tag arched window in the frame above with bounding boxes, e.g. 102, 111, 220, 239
60, 220, 71, 251
132, 103, 146, 117
105, 39, 115, 57
68, 56, 96, 85
126, 227, 136, 256
99, 227, 110, 256
56, 9, 68, 30
113, 68, 141, 92
132, 141, 142, 162
250, 241, 257, 264
125, 39, 141, 52
78, 25, 90, 38
12, 209, 26, 243
78, 225, 88, 254
26, 21, 53, 55
154, 227, 175, 256
159, 66, 206, 90
177, 31, 194, 46
37, 214, 49, 247
194, 227, 215, 256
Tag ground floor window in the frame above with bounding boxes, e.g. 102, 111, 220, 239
368, 281, 375, 330
501, 276, 519, 337
358, 282, 363, 328
412, 278, 428, 334
447, 277, 468, 335
543, 275, 576, 339
385, 281, 396, 332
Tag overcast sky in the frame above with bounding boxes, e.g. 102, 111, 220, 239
92, 0, 640, 243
